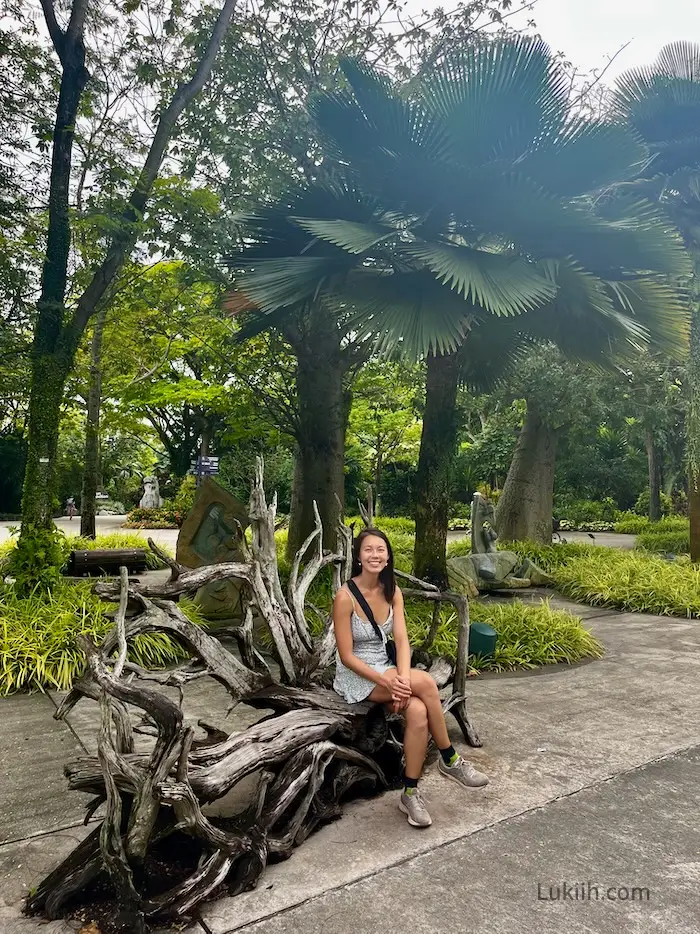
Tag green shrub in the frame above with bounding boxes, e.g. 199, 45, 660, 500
635, 530, 690, 555
405, 598, 602, 672
71, 533, 174, 569
614, 512, 650, 534
1, 532, 174, 572
173, 475, 197, 519
0, 581, 190, 695
654, 516, 690, 531
554, 551, 700, 618
614, 513, 688, 535
5, 526, 71, 595
633, 489, 672, 517
554, 496, 618, 525
125, 505, 181, 528
446, 538, 471, 558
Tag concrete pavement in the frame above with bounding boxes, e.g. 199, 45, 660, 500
2, 591, 700, 932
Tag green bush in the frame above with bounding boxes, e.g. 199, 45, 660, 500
5, 526, 71, 595
614, 513, 688, 535
614, 512, 650, 534
173, 475, 197, 519
125, 505, 181, 528
635, 530, 690, 555
0, 581, 190, 695
405, 598, 602, 672
1, 532, 174, 573
554, 496, 618, 525
553, 551, 700, 618
633, 489, 673, 517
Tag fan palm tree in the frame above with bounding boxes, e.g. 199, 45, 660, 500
612, 41, 700, 558
230, 36, 690, 582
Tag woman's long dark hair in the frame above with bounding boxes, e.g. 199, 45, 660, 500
351, 527, 396, 602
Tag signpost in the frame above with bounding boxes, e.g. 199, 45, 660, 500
191, 454, 220, 486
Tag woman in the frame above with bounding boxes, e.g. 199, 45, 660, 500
333, 527, 488, 828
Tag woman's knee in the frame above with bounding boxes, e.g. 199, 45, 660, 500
410, 670, 440, 703
405, 696, 428, 729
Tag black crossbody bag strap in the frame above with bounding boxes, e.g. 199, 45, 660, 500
347, 579, 383, 640
346, 579, 397, 666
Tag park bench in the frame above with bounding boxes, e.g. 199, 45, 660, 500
66, 548, 148, 576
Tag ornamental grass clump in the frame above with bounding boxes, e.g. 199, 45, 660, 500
554, 551, 700, 618
406, 598, 602, 673
0, 581, 191, 695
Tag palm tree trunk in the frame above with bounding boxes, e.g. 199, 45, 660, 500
80, 308, 107, 538
286, 327, 349, 560
645, 424, 662, 522
496, 401, 558, 544
413, 350, 461, 586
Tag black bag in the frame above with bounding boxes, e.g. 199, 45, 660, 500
347, 579, 397, 666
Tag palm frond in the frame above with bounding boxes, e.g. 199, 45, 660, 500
513, 118, 649, 196
289, 217, 399, 254
234, 256, 348, 313
402, 242, 556, 315
326, 270, 475, 358
458, 315, 535, 392
420, 36, 569, 166
655, 41, 700, 82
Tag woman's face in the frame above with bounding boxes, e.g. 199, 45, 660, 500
359, 534, 389, 572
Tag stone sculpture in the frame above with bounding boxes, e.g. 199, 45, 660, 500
176, 477, 249, 619
447, 491, 552, 595
139, 475, 163, 509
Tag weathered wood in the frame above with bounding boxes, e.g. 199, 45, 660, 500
31, 458, 478, 927
68, 548, 148, 576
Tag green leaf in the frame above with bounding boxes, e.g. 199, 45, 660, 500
327, 270, 475, 357
419, 36, 569, 165
402, 242, 556, 315
234, 256, 349, 312
289, 217, 398, 254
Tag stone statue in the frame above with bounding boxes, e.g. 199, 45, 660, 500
176, 478, 249, 621
471, 492, 498, 554
192, 503, 240, 564
139, 476, 163, 509
447, 491, 552, 596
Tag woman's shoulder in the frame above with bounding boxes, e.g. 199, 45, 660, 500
333, 586, 354, 609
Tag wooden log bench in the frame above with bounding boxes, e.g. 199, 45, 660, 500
66, 548, 148, 577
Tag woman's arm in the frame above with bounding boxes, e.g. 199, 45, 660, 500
391, 586, 412, 680
333, 590, 407, 692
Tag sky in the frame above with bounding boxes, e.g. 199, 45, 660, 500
505, 0, 700, 80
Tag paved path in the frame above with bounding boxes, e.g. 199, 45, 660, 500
0, 517, 637, 552
0, 515, 180, 548
2, 590, 699, 932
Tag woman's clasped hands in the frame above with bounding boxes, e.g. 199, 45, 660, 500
381, 671, 412, 713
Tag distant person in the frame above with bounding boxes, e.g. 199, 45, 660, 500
66, 496, 76, 520
332, 527, 489, 829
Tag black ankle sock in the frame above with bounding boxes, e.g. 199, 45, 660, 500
403, 774, 419, 790
439, 744, 457, 765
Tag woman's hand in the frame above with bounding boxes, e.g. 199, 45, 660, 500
381, 670, 411, 699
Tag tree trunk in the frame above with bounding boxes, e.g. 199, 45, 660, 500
645, 424, 662, 523
21, 0, 237, 533
21, 351, 73, 528
413, 350, 461, 586
80, 308, 107, 538
20, 3, 89, 529
286, 320, 349, 560
689, 294, 700, 562
496, 401, 559, 545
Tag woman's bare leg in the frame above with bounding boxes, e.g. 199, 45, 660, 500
403, 696, 429, 779
409, 669, 451, 749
